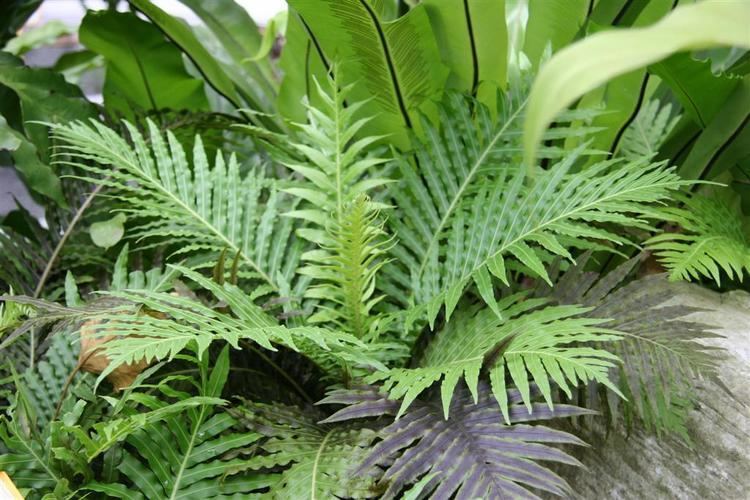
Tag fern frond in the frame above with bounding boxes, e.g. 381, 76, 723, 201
81, 265, 385, 383
647, 194, 750, 284
80, 347, 268, 498
50, 119, 302, 295
301, 195, 394, 339
616, 100, 679, 160
230, 399, 379, 498
388, 92, 686, 325
321, 383, 591, 499
0, 365, 96, 495
21, 332, 85, 428
542, 253, 725, 435
281, 73, 394, 338
369, 295, 621, 422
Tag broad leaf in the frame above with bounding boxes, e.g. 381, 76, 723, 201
423, 0, 507, 102
0, 52, 96, 205
289, 0, 449, 147
523, 0, 589, 67
79, 10, 209, 119
524, 0, 750, 166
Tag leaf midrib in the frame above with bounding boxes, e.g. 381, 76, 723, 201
97, 140, 278, 290
416, 95, 529, 278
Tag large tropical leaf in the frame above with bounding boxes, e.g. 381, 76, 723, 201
0, 0, 42, 45
175, 0, 279, 116
288, 0, 449, 147
669, 77, 750, 182
524, 0, 750, 166
523, 0, 589, 67
423, 0, 507, 102
127, 0, 241, 107
79, 10, 209, 119
0, 52, 96, 204
321, 383, 591, 499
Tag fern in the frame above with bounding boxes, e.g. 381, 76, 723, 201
321, 383, 591, 499
50, 119, 302, 296
281, 74, 394, 339
79, 265, 385, 383
82, 347, 267, 499
230, 399, 379, 498
647, 194, 750, 284
0, 338, 96, 496
370, 295, 621, 422
301, 195, 394, 339
388, 92, 687, 326
541, 253, 726, 435
616, 100, 679, 160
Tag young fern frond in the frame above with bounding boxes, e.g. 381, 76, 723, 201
301, 195, 394, 339
369, 295, 621, 422
647, 194, 750, 284
321, 384, 592, 499
282, 73, 393, 338
388, 92, 687, 326
49, 120, 302, 296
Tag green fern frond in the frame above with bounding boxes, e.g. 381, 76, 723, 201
542, 253, 725, 436
388, 92, 686, 326
616, 100, 679, 160
369, 295, 621, 422
300, 195, 394, 339
83, 265, 385, 383
230, 399, 379, 498
80, 347, 267, 499
0, 359, 96, 495
49, 119, 302, 295
647, 194, 750, 284
280, 72, 394, 339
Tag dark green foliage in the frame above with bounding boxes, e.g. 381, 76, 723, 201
539, 253, 726, 436
231, 400, 380, 498
322, 384, 591, 499
0, 1, 745, 498
648, 195, 750, 284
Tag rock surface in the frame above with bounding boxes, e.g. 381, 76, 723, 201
564, 284, 750, 499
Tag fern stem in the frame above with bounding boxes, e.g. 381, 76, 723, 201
34, 183, 105, 299
310, 429, 334, 500
169, 405, 207, 499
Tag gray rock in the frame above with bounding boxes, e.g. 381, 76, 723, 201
565, 284, 750, 499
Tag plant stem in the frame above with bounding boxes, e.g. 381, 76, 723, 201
34, 183, 105, 299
